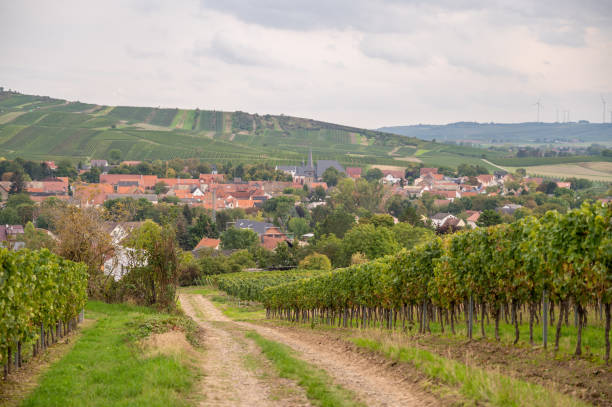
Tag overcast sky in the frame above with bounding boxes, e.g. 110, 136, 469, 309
1, 0, 611, 128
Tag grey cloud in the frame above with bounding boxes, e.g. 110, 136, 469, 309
125, 45, 165, 59
534, 24, 586, 48
193, 35, 272, 66
200, 0, 611, 33
359, 35, 430, 66
446, 55, 527, 79
199, 0, 423, 32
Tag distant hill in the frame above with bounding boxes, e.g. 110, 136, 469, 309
0, 90, 427, 167
378, 122, 612, 145
1, 90, 609, 174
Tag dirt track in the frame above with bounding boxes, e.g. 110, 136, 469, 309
180, 293, 433, 407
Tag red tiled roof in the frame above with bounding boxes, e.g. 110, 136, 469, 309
194, 237, 220, 250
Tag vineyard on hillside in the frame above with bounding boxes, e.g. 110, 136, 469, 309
0, 249, 88, 377
212, 204, 611, 362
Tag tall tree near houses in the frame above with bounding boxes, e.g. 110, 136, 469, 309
52, 206, 116, 298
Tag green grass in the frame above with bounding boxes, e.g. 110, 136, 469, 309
246, 331, 364, 407
210, 295, 266, 321
351, 337, 588, 407
21, 301, 199, 407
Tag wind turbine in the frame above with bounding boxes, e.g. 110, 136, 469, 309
533, 99, 542, 123
602, 95, 607, 123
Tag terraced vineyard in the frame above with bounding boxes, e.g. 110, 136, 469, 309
0, 90, 508, 168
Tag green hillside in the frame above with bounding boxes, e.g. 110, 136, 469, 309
0, 90, 508, 170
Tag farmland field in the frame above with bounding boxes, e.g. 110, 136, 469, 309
505, 161, 612, 182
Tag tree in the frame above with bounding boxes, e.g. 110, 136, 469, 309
263, 196, 295, 230
23, 221, 55, 250
53, 206, 115, 298
9, 170, 26, 194
360, 213, 394, 228
364, 168, 383, 182
55, 160, 77, 178
537, 181, 558, 195
311, 185, 326, 202
392, 222, 434, 250
188, 213, 218, 247
315, 208, 355, 238
299, 253, 332, 271
322, 167, 343, 187
108, 149, 122, 164
341, 224, 399, 265
288, 217, 310, 239
124, 220, 179, 309
81, 166, 101, 183
477, 209, 502, 227
313, 234, 344, 267
220, 227, 259, 250
154, 181, 169, 195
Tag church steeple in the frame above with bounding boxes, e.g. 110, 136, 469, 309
308, 148, 313, 168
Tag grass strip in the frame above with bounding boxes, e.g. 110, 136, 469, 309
351, 337, 588, 407
246, 331, 364, 407
21, 301, 198, 407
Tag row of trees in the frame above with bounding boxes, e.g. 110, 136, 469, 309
0, 249, 88, 377
261, 204, 611, 361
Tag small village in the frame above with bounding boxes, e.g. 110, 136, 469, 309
1, 153, 607, 262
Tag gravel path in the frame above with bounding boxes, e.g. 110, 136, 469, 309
182, 293, 434, 407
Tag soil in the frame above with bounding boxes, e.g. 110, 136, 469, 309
181, 293, 438, 407
264, 322, 612, 407
411, 333, 612, 407
179, 294, 311, 407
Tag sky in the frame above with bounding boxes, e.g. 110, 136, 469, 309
1, 0, 611, 128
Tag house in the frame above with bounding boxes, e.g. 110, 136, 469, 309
430, 190, 460, 201
420, 168, 438, 176
100, 174, 158, 189
556, 181, 571, 189
194, 237, 220, 251
346, 167, 362, 179
103, 222, 144, 281
381, 170, 404, 184
499, 204, 522, 215
440, 216, 465, 231
0, 225, 25, 250
277, 151, 344, 184
316, 160, 344, 179
73, 182, 114, 206
120, 161, 142, 166
261, 225, 289, 250
0, 181, 12, 200
465, 211, 481, 228
476, 174, 497, 188
308, 182, 328, 191
430, 213, 457, 228
233, 219, 289, 250
199, 173, 225, 184
43, 161, 58, 170
91, 159, 109, 168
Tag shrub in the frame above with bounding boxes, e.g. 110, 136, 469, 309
299, 253, 332, 271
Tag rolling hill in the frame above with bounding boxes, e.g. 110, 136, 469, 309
1, 90, 610, 178
378, 122, 612, 146
0, 90, 511, 170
